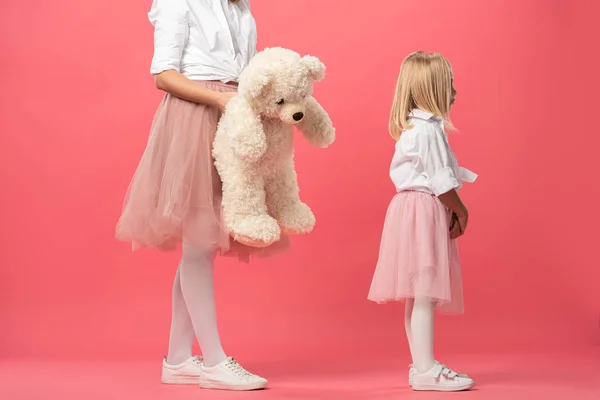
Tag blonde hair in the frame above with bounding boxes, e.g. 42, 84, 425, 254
389, 51, 455, 140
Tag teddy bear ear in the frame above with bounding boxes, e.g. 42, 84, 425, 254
238, 62, 275, 101
244, 73, 272, 100
302, 55, 326, 82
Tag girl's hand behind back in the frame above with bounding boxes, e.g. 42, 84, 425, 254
449, 212, 460, 238
450, 211, 469, 239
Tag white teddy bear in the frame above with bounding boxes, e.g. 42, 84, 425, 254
212, 47, 335, 248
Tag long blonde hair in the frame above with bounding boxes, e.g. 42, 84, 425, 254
389, 51, 455, 140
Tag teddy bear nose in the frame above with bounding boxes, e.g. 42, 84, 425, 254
293, 112, 304, 121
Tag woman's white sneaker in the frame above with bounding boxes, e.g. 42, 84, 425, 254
161, 356, 204, 384
199, 357, 268, 391
410, 362, 474, 391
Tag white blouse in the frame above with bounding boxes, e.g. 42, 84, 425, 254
149, 0, 257, 82
390, 109, 477, 196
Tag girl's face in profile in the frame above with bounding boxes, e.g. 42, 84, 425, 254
449, 66, 457, 107
450, 79, 457, 106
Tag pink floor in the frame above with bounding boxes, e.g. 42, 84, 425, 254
2, 352, 598, 400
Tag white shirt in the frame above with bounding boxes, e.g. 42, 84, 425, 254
149, 0, 257, 82
390, 109, 477, 196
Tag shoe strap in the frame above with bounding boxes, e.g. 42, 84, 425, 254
433, 363, 458, 379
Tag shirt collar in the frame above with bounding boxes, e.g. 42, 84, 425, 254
410, 108, 445, 130
410, 109, 436, 120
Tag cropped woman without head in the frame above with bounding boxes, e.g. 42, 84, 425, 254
116, 0, 279, 391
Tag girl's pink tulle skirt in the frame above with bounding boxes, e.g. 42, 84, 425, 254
115, 81, 289, 262
368, 191, 464, 314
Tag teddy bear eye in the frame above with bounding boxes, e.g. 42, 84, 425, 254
276, 99, 284, 105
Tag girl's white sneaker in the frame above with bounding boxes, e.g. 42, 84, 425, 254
410, 361, 474, 391
199, 357, 268, 391
161, 356, 204, 385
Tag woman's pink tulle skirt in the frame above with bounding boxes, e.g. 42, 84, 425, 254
368, 191, 464, 314
115, 81, 289, 262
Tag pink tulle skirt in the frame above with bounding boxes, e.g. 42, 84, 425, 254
368, 191, 464, 314
116, 81, 289, 262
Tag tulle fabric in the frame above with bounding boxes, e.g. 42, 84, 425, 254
368, 191, 464, 314
116, 81, 290, 262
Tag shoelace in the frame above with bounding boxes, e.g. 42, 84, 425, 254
191, 356, 203, 365
225, 357, 253, 378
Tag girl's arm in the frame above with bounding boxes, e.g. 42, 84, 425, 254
413, 125, 469, 236
440, 189, 468, 238
438, 189, 467, 218
154, 70, 234, 111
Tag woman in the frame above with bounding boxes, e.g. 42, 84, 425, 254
116, 0, 279, 391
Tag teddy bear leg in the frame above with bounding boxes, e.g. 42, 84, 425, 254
265, 161, 315, 236
222, 172, 281, 247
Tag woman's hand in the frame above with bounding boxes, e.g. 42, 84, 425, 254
214, 91, 237, 113
154, 70, 236, 109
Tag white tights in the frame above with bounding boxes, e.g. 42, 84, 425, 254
405, 298, 435, 373
166, 244, 227, 367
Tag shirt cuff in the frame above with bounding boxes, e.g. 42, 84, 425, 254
150, 49, 182, 74
429, 167, 460, 196
458, 167, 478, 183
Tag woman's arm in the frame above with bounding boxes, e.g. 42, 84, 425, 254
149, 0, 234, 111
154, 70, 235, 111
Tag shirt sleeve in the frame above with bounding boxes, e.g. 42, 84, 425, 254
411, 125, 460, 196
148, 0, 190, 75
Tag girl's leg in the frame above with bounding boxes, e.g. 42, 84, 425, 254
408, 297, 474, 391
166, 265, 195, 365
410, 297, 435, 373
404, 298, 415, 362
178, 244, 227, 367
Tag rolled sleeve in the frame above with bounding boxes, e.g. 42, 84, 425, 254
149, 0, 189, 74
458, 167, 478, 183
429, 166, 460, 196
417, 126, 461, 196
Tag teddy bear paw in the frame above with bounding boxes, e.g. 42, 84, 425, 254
277, 202, 316, 235
230, 214, 281, 248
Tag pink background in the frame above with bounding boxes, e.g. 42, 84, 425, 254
1, 0, 598, 390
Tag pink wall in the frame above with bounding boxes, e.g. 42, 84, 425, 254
1, 0, 598, 360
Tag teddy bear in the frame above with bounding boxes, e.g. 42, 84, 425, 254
212, 47, 335, 248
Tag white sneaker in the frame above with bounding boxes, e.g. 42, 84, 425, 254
199, 357, 268, 391
161, 356, 204, 385
410, 361, 474, 391
408, 364, 416, 386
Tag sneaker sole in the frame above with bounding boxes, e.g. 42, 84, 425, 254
199, 380, 268, 391
161, 375, 201, 385
411, 382, 474, 392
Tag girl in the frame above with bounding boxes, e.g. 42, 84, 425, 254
368, 52, 478, 392
116, 0, 282, 391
